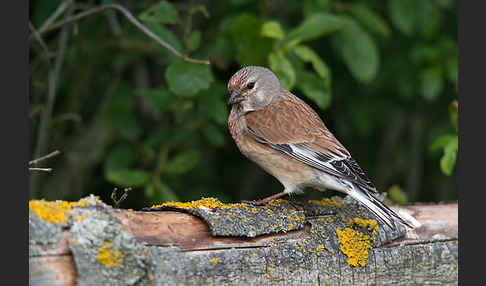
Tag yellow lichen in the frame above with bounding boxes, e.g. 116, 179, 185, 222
97, 242, 123, 267
151, 197, 248, 210
29, 198, 98, 224
210, 257, 218, 266
336, 227, 372, 267
308, 197, 343, 207
29, 200, 77, 224
335, 217, 379, 267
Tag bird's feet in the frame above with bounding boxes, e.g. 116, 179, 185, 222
240, 199, 268, 206
240, 191, 288, 206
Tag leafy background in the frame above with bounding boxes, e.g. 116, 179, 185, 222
29, 0, 458, 208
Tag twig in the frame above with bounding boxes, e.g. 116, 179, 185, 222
39, 0, 73, 31
30, 2, 74, 198
111, 187, 132, 208
30, 4, 210, 65
29, 21, 51, 63
29, 168, 53, 172
29, 150, 61, 165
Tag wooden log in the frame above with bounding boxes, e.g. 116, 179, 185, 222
29, 195, 458, 286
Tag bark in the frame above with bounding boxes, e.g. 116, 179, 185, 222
29, 195, 458, 286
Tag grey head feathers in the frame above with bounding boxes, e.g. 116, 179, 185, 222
227, 66, 282, 113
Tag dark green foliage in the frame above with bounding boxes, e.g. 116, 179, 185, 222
29, 0, 457, 208
165, 61, 214, 96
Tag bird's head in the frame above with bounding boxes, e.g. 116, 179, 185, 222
227, 66, 281, 113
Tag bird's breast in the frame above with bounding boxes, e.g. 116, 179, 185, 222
228, 111, 260, 158
228, 111, 242, 146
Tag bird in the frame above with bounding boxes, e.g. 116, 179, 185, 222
227, 66, 412, 229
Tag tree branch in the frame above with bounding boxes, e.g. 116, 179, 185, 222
29, 4, 210, 65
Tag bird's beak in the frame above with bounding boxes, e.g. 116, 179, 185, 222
228, 91, 242, 105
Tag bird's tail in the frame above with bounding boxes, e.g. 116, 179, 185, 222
347, 184, 413, 230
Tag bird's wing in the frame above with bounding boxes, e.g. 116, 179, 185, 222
245, 92, 377, 192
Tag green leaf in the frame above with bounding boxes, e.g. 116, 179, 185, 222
282, 13, 344, 50
106, 169, 151, 187
145, 130, 171, 148
202, 123, 225, 147
446, 56, 458, 88
189, 5, 210, 18
165, 61, 214, 97
389, 0, 416, 36
104, 144, 136, 175
347, 3, 390, 38
433, 0, 454, 9
416, 0, 441, 39
138, 1, 180, 25
420, 66, 443, 101
145, 183, 155, 198
105, 85, 142, 140
330, 17, 379, 83
440, 137, 458, 175
261, 21, 286, 39
292, 45, 331, 87
134, 88, 176, 119
387, 185, 408, 205
449, 100, 458, 131
185, 30, 202, 52
165, 150, 200, 176
231, 14, 273, 66
268, 52, 296, 90
389, 0, 441, 38
303, 0, 332, 16
297, 71, 332, 110
146, 178, 179, 202
410, 44, 441, 65
430, 134, 456, 152
198, 83, 228, 125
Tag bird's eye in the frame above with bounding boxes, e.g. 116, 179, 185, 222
247, 82, 255, 89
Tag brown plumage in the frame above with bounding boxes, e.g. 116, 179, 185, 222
227, 66, 412, 229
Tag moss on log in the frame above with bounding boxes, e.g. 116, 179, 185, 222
29, 195, 458, 286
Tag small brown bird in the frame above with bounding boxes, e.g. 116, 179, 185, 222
227, 66, 412, 229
